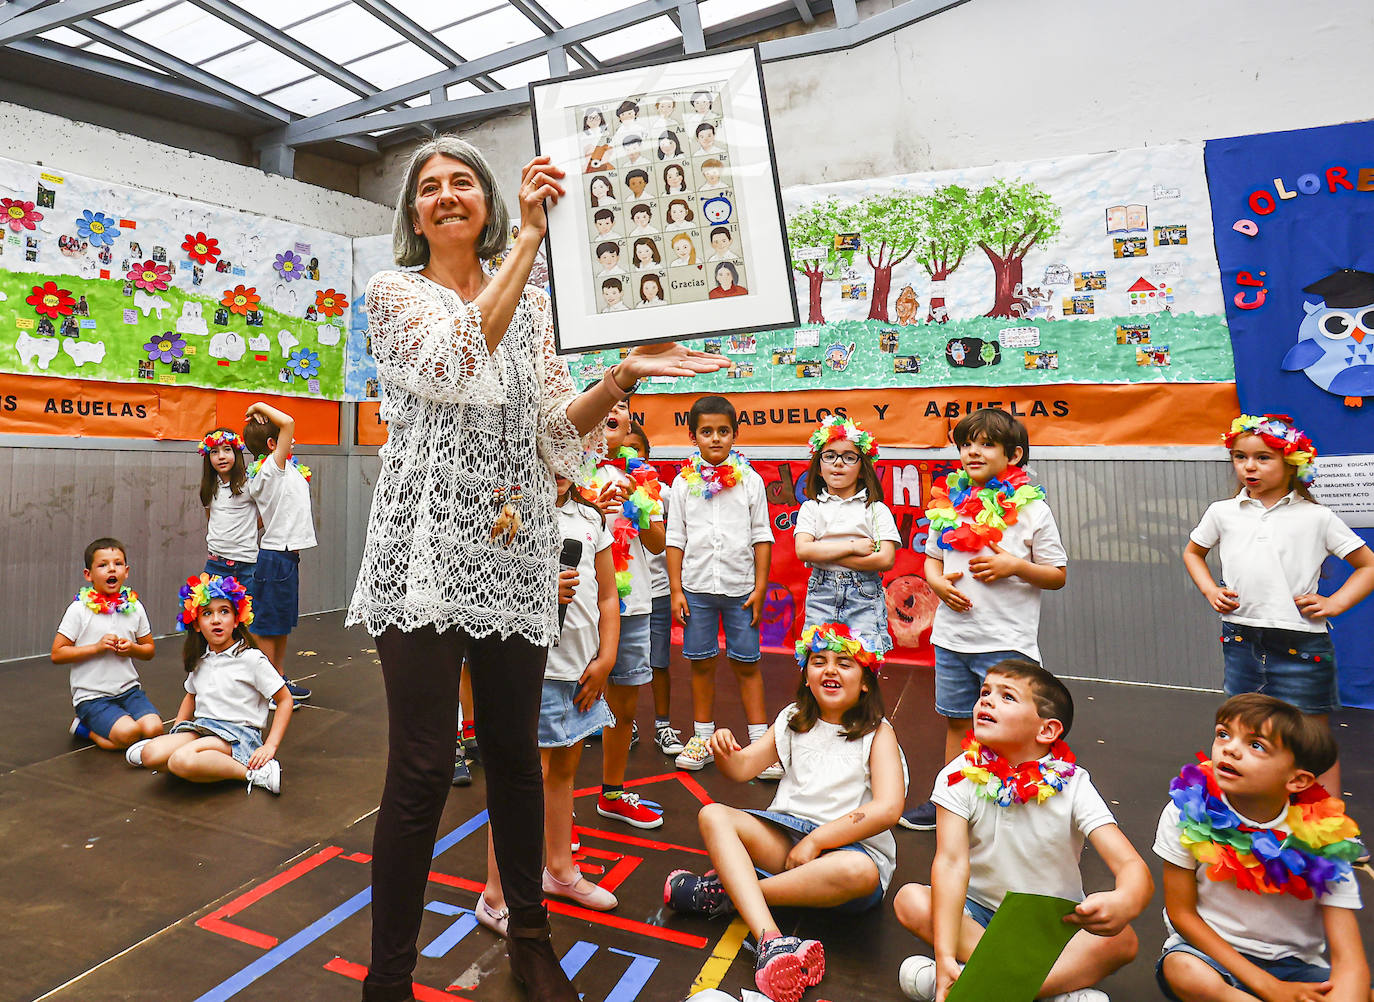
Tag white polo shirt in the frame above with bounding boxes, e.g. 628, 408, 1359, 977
206, 481, 259, 563
247, 455, 316, 552
548, 501, 613, 682
594, 462, 664, 617
795, 489, 901, 571
1190, 491, 1365, 633
185, 642, 285, 730
666, 463, 773, 597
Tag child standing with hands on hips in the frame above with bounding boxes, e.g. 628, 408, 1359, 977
1184, 414, 1373, 794
665, 623, 906, 1002
794, 416, 899, 654
199, 428, 258, 596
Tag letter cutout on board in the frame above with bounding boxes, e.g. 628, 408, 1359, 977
16, 332, 61, 369
62, 338, 106, 366
209, 331, 247, 361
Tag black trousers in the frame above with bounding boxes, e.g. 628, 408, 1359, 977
363, 625, 549, 999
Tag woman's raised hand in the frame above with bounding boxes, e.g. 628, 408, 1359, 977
623, 341, 733, 380
517, 156, 566, 239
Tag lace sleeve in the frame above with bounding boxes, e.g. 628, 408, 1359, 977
365, 270, 504, 405
530, 286, 607, 477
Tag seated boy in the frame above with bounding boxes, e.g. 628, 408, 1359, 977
893, 660, 1151, 1002
53, 537, 160, 750
1155, 693, 1370, 1002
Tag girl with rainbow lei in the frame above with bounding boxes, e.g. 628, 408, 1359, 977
950, 730, 1077, 808
124, 573, 291, 794
794, 416, 900, 655
199, 425, 260, 600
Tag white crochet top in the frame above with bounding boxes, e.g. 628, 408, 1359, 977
346, 270, 603, 646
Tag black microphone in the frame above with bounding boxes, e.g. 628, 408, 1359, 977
558, 537, 583, 633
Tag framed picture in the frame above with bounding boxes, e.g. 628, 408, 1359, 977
530, 46, 798, 354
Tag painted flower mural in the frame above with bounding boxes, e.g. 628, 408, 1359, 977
288, 347, 321, 380
221, 285, 261, 316
2, 198, 43, 233
273, 250, 305, 281
26, 281, 76, 319
143, 333, 186, 363
182, 232, 220, 265
75, 210, 119, 246
127, 259, 171, 292
314, 288, 347, 318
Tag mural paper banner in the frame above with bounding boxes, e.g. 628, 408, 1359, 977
347, 233, 390, 401
0, 155, 350, 398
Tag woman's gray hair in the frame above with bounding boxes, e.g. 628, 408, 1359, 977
392, 135, 510, 266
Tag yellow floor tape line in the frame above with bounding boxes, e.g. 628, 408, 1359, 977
690, 916, 750, 994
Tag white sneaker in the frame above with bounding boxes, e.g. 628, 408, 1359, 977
655, 722, 686, 756
245, 759, 281, 795
125, 738, 151, 768
757, 761, 784, 781
1043, 991, 1109, 1002
899, 955, 936, 1001
674, 735, 714, 771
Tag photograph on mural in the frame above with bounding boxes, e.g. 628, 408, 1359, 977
0, 156, 351, 398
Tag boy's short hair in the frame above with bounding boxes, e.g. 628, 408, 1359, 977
689, 395, 737, 433
952, 407, 1029, 466
987, 659, 1074, 736
1216, 693, 1338, 776
631, 202, 652, 217
626, 169, 648, 184
710, 226, 730, 241
596, 240, 618, 257
601, 277, 623, 292
626, 419, 650, 452
243, 418, 278, 457
695, 121, 715, 137
84, 537, 128, 568
594, 209, 614, 224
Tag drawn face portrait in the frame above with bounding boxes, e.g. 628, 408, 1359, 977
672, 235, 694, 263
663, 164, 685, 193
655, 98, 675, 120
711, 229, 731, 254
640, 275, 663, 302
702, 163, 722, 187
691, 92, 712, 115
631, 207, 652, 230
695, 124, 717, 152
595, 213, 617, 235
633, 239, 659, 267
583, 109, 604, 132
715, 262, 738, 290
667, 200, 692, 225
603, 282, 623, 306
658, 132, 681, 159
626, 172, 648, 198
617, 100, 638, 124
598, 247, 620, 271
621, 136, 644, 162
590, 176, 614, 204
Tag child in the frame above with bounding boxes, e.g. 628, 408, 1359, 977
1184, 414, 1373, 794
242, 401, 316, 702
664, 624, 906, 1002
52, 538, 160, 749
586, 397, 667, 829
666, 395, 774, 773
1154, 693, 1368, 1002
906, 408, 1067, 830
892, 660, 1151, 1002
794, 416, 899, 654
125, 574, 291, 794
200, 427, 258, 598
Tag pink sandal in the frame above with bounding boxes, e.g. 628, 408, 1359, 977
476, 896, 509, 937
542, 867, 618, 911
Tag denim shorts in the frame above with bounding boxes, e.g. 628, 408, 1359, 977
650, 593, 672, 670
75, 685, 160, 739
538, 679, 616, 748
1155, 940, 1334, 1001
252, 549, 300, 637
963, 897, 997, 928
205, 555, 255, 600
171, 716, 264, 767
805, 568, 893, 653
934, 647, 1032, 717
746, 809, 884, 912
611, 613, 653, 686
1221, 622, 1339, 714
681, 590, 760, 663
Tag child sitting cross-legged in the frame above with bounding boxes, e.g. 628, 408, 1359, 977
893, 659, 1152, 1002
1155, 693, 1369, 1002
664, 623, 906, 1002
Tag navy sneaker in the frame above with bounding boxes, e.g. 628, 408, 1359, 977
663, 869, 734, 917
283, 678, 312, 702
899, 800, 937, 831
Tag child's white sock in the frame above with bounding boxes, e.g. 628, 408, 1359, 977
747, 723, 767, 744
694, 721, 714, 741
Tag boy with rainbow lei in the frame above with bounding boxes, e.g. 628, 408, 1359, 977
587, 445, 665, 610
893, 658, 1151, 1002
247, 453, 311, 483
1154, 693, 1369, 1002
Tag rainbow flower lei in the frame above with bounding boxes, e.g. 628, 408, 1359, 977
1224, 413, 1318, 486
76, 585, 139, 615
808, 415, 878, 458
591, 447, 664, 609
679, 449, 751, 499
1169, 756, 1360, 899
248, 454, 312, 483
175, 573, 254, 632
949, 732, 1077, 806
198, 430, 246, 456
794, 622, 883, 669
925, 465, 1045, 552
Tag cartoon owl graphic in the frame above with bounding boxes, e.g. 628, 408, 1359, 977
1281, 269, 1374, 407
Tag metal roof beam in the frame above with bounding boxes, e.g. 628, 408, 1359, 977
0, 0, 131, 44
759, 0, 967, 60
506, 0, 601, 71
348, 0, 503, 93
677, 0, 703, 53
792, 0, 815, 24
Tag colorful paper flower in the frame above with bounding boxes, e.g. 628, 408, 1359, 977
198, 430, 246, 456
2, 198, 43, 233
274, 250, 305, 282
314, 288, 347, 318
176, 573, 253, 631
181, 232, 220, 265
75, 210, 119, 247
288, 347, 320, 379
794, 622, 884, 669
221, 285, 260, 316
808, 415, 879, 457
127, 259, 171, 292
143, 333, 186, 363
26, 281, 76, 319
1224, 414, 1319, 485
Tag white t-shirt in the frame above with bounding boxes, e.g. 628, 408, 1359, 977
666, 463, 773, 596
185, 642, 285, 730
926, 498, 1065, 662
206, 480, 259, 562
57, 598, 153, 706
1154, 798, 1361, 965
595, 462, 664, 616
931, 752, 1116, 910
548, 501, 613, 683
648, 495, 670, 598
795, 490, 901, 571
1190, 492, 1365, 633
247, 455, 316, 551
767, 704, 907, 889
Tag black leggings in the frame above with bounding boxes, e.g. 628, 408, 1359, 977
364, 625, 549, 998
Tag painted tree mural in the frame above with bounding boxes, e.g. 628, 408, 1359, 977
855, 193, 920, 322
911, 185, 977, 323
786, 197, 853, 325
972, 179, 1063, 318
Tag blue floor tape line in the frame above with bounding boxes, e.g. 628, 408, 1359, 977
194, 810, 490, 1001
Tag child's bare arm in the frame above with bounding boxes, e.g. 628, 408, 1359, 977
831, 539, 897, 572
968, 542, 1066, 589
119, 633, 156, 661
931, 806, 972, 998
245, 401, 295, 467
1183, 540, 1239, 613
51, 632, 110, 664
801, 724, 905, 856
1296, 545, 1374, 621
173, 692, 196, 724
248, 685, 293, 770
1161, 862, 1280, 998
742, 540, 772, 626
926, 555, 970, 613
639, 518, 666, 555
576, 547, 620, 712
707, 726, 776, 782
666, 545, 688, 623
1069, 823, 1153, 935
1322, 904, 1370, 1002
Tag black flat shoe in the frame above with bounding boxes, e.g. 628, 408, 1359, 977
507, 926, 578, 1001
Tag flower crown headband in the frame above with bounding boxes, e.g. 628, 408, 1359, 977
176, 573, 254, 631
808, 415, 878, 458
1224, 414, 1318, 485
795, 622, 884, 670
199, 430, 246, 456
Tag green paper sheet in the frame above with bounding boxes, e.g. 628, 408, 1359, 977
945, 892, 1080, 1002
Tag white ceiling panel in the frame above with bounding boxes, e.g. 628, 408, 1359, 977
287, 3, 405, 66
200, 39, 322, 92
267, 74, 359, 115
581, 13, 679, 61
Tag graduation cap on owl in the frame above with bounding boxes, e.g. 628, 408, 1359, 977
1282, 268, 1374, 406
1302, 268, 1374, 308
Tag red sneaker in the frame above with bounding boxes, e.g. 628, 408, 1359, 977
595, 791, 664, 829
